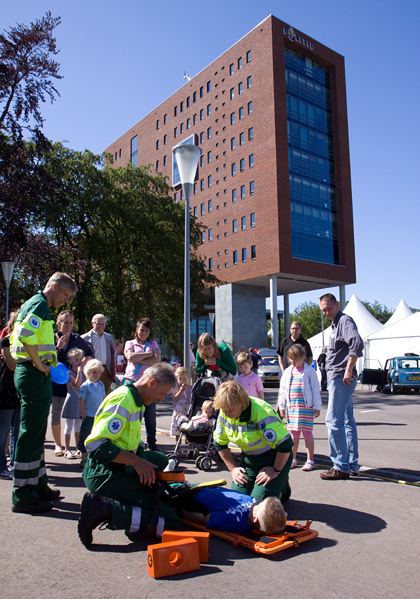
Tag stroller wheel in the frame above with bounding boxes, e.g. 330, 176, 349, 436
200, 457, 212, 472
195, 456, 204, 469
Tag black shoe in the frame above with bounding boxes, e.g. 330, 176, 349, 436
78, 492, 115, 548
147, 443, 160, 452
320, 467, 350, 480
11, 498, 54, 514
280, 478, 292, 504
41, 488, 61, 501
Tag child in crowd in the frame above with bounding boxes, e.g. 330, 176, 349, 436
61, 348, 84, 459
179, 399, 215, 433
77, 359, 105, 467
171, 367, 192, 451
277, 344, 321, 471
114, 339, 125, 374
236, 352, 264, 399
181, 487, 287, 535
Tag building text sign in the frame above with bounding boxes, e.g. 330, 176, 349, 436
284, 27, 314, 51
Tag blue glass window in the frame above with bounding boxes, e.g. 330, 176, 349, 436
285, 47, 339, 264
130, 135, 138, 166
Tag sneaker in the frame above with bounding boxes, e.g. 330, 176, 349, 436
12, 498, 54, 513
0, 468, 13, 480
64, 450, 76, 459
320, 467, 350, 480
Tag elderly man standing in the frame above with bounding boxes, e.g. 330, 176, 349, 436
277, 321, 313, 373
10, 272, 77, 513
319, 293, 364, 480
82, 314, 115, 395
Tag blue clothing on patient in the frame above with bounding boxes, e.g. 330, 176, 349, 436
194, 488, 256, 532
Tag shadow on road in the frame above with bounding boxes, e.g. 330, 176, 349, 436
287, 498, 387, 534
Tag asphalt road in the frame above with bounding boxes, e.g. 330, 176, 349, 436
1, 384, 419, 598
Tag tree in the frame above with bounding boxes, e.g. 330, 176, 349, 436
361, 301, 393, 325
33, 143, 218, 348
0, 11, 62, 137
0, 11, 63, 318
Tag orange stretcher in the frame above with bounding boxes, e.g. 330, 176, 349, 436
181, 517, 318, 556
164, 476, 319, 556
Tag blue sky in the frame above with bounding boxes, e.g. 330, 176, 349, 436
3, 1, 420, 312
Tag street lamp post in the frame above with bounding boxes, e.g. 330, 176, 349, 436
173, 143, 202, 377
1, 261, 15, 325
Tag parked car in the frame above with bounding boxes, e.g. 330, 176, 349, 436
361, 355, 420, 394
257, 347, 278, 358
257, 355, 282, 386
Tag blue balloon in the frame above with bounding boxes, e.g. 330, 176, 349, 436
50, 362, 69, 384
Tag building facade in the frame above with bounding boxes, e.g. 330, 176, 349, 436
106, 15, 356, 350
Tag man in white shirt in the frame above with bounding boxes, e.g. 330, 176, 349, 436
82, 314, 115, 395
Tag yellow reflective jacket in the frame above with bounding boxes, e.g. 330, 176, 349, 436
10, 291, 57, 365
213, 396, 291, 455
85, 383, 145, 457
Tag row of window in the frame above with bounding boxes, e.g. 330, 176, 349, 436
174, 178, 255, 205
187, 178, 255, 199
157, 100, 253, 144
200, 213, 256, 242
204, 244, 256, 271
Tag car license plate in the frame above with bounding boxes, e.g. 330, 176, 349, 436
408, 376, 420, 381
267, 377, 277, 381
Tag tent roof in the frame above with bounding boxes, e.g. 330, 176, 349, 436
367, 311, 420, 341
384, 299, 413, 327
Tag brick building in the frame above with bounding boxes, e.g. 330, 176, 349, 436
106, 15, 356, 350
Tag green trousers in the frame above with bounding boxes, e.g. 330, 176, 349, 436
13, 363, 52, 506
230, 449, 293, 500
83, 446, 181, 533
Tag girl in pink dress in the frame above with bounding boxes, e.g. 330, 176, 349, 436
277, 344, 321, 471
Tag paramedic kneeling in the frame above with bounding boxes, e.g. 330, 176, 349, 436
213, 381, 294, 501
78, 363, 181, 548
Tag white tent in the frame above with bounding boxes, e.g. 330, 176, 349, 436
307, 294, 384, 370
365, 311, 420, 369
384, 299, 413, 327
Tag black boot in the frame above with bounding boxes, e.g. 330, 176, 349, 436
78, 492, 115, 548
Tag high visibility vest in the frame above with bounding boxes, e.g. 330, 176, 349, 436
214, 396, 291, 456
10, 291, 57, 365
85, 383, 145, 454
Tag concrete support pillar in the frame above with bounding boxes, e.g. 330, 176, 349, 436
339, 285, 346, 310
215, 283, 267, 351
283, 293, 290, 337
269, 275, 278, 350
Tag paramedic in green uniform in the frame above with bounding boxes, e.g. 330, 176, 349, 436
213, 381, 294, 501
10, 272, 77, 513
78, 362, 182, 548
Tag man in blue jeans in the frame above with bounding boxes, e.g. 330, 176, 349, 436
319, 294, 364, 480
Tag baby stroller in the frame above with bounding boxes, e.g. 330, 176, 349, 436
168, 376, 221, 471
